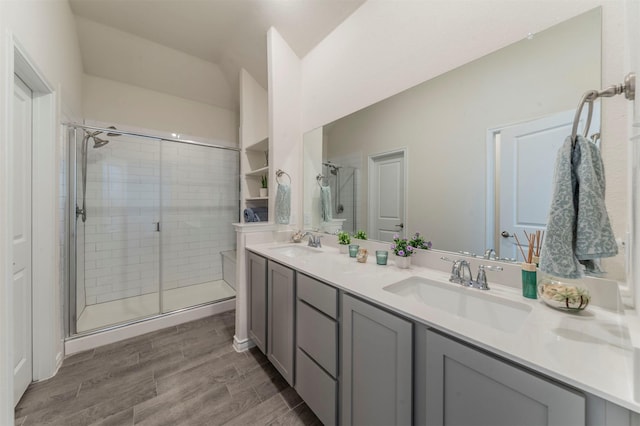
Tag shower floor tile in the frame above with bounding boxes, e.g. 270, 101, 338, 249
77, 280, 235, 333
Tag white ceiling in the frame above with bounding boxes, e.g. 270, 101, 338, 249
69, 0, 365, 110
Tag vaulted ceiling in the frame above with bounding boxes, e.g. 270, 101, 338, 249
69, 0, 365, 111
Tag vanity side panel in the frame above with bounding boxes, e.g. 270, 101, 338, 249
248, 252, 268, 353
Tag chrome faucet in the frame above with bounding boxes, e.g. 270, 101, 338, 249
483, 248, 496, 260
441, 257, 472, 286
303, 232, 323, 248
470, 264, 503, 290
441, 257, 503, 290
458, 260, 473, 285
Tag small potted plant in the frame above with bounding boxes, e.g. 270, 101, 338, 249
337, 231, 351, 254
409, 232, 432, 250
353, 230, 367, 240
260, 175, 268, 197
391, 232, 431, 269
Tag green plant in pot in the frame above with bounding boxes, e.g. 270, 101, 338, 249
259, 175, 268, 197
391, 232, 432, 269
337, 231, 351, 254
353, 230, 367, 240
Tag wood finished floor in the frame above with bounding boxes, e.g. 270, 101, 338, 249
15, 311, 322, 426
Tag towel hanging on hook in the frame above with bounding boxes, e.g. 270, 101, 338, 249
316, 174, 329, 188
570, 90, 598, 146
275, 169, 291, 185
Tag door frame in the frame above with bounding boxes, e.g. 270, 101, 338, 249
1, 32, 59, 415
367, 148, 408, 240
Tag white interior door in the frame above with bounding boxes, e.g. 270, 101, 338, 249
12, 75, 33, 405
497, 107, 600, 259
369, 151, 405, 242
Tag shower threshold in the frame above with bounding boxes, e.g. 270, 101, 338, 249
77, 280, 235, 333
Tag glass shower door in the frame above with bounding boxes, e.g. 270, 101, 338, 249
72, 128, 161, 333
160, 141, 238, 313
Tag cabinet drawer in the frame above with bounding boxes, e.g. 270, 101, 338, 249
297, 300, 337, 377
297, 273, 337, 319
296, 348, 337, 426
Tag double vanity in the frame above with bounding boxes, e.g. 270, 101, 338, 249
244, 239, 640, 425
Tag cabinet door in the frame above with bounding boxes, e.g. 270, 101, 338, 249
267, 260, 296, 386
248, 252, 267, 354
341, 294, 412, 426
425, 330, 585, 426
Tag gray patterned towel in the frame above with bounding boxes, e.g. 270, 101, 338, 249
539, 135, 617, 279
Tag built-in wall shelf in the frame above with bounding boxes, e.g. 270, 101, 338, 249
240, 70, 269, 223
246, 166, 269, 177
246, 137, 269, 152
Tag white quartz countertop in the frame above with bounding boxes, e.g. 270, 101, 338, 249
246, 241, 639, 413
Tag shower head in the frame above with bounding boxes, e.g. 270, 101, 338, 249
92, 136, 110, 148
323, 161, 341, 175
83, 126, 120, 149
106, 126, 121, 137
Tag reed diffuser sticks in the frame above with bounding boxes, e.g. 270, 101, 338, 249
515, 230, 544, 263
518, 230, 544, 300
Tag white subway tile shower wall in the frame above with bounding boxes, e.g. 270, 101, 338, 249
82, 133, 239, 306
160, 143, 239, 291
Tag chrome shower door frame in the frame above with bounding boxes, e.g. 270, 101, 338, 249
67, 126, 78, 336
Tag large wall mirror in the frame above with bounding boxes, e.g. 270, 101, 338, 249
303, 8, 625, 279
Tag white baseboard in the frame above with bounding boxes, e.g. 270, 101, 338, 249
65, 300, 235, 355
233, 335, 256, 352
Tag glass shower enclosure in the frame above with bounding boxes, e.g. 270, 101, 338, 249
67, 124, 239, 335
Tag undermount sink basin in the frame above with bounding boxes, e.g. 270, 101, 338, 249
383, 276, 532, 333
269, 245, 322, 258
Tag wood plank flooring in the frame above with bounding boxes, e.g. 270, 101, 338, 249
15, 311, 322, 426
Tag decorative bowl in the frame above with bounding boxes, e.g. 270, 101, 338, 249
537, 277, 590, 312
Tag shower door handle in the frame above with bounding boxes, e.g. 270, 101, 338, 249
155, 222, 160, 232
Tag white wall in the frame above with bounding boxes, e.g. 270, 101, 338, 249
240, 69, 269, 146
76, 16, 234, 111
0, 0, 84, 422
268, 28, 302, 226
83, 75, 238, 144
2, 1, 84, 114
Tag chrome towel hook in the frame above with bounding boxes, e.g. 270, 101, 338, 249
570, 72, 635, 146
275, 169, 291, 185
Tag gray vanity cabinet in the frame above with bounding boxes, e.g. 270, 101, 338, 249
248, 252, 267, 354
267, 260, 296, 386
422, 329, 586, 426
341, 293, 413, 426
295, 274, 339, 425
